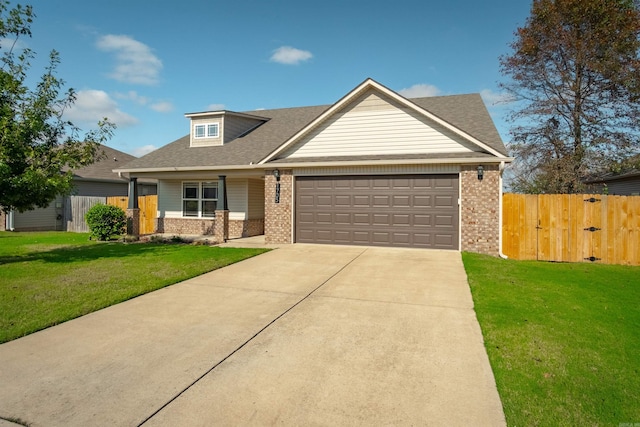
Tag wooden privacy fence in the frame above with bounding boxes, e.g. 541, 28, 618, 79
64, 196, 106, 233
503, 193, 640, 266
106, 195, 158, 235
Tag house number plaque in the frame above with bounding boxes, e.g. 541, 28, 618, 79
275, 182, 281, 203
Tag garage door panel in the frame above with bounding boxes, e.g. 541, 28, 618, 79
334, 230, 352, 243
316, 195, 332, 207
334, 213, 351, 225
373, 195, 390, 207
413, 233, 431, 246
353, 213, 370, 225
434, 234, 455, 248
435, 214, 455, 227
372, 232, 391, 244
413, 195, 432, 208
391, 233, 411, 244
295, 175, 459, 249
413, 214, 432, 226
373, 214, 390, 225
353, 195, 370, 207
315, 230, 333, 242
392, 214, 410, 226
372, 178, 391, 189
435, 177, 456, 189
392, 195, 411, 207
353, 231, 371, 243
316, 212, 333, 224
435, 195, 455, 208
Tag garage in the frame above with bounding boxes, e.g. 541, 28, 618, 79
295, 174, 459, 249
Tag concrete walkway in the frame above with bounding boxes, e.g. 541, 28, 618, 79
0, 245, 505, 426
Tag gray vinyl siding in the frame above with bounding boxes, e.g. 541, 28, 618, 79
224, 116, 265, 143
603, 178, 640, 196
158, 180, 183, 218
281, 89, 477, 159
72, 180, 129, 197
247, 178, 265, 219
227, 179, 248, 220
13, 196, 64, 231
138, 183, 157, 196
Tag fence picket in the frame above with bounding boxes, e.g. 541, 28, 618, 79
106, 195, 157, 235
503, 194, 639, 266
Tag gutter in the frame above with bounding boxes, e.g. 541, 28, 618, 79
114, 156, 515, 174
498, 161, 508, 259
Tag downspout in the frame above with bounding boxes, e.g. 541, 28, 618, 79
498, 161, 508, 259
8, 209, 15, 231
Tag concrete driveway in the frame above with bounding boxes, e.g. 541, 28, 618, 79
0, 244, 505, 426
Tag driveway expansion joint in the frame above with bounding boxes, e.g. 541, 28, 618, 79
137, 248, 368, 426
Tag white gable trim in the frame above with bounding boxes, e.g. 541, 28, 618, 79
258, 78, 507, 164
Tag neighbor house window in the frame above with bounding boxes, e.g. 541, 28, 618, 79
194, 123, 219, 139
182, 181, 218, 217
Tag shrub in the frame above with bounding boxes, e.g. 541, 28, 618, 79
85, 204, 127, 241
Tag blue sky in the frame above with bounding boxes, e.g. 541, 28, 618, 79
13, 0, 531, 157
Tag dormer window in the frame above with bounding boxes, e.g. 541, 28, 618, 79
194, 123, 219, 139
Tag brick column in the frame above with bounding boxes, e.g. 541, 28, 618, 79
460, 164, 500, 255
264, 169, 293, 244
214, 210, 229, 243
126, 208, 140, 237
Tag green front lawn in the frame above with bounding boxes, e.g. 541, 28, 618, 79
0, 232, 268, 343
463, 253, 640, 426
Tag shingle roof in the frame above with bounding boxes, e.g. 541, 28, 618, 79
410, 94, 507, 156
118, 93, 508, 172
73, 145, 135, 182
119, 105, 329, 170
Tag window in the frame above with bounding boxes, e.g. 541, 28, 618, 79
207, 123, 219, 138
182, 182, 218, 217
194, 123, 219, 139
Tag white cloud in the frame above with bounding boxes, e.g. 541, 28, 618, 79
0, 37, 28, 52
150, 101, 174, 113
96, 34, 162, 85
130, 144, 157, 157
207, 103, 226, 111
64, 89, 138, 127
480, 89, 515, 105
270, 46, 313, 65
399, 84, 442, 98
115, 90, 149, 105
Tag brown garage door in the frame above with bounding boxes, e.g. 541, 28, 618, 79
295, 174, 459, 249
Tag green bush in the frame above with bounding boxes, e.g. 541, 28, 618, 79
85, 204, 126, 241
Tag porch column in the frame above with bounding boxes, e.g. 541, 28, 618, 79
127, 178, 139, 209
214, 175, 229, 243
126, 177, 140, 236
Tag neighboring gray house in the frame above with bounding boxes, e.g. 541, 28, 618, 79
585, 170, 640, 196
2, 145, 156, 232
117, 78, 513, 255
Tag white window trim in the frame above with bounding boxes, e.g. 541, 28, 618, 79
194, 123, 220, 139
182, 181, 219, 218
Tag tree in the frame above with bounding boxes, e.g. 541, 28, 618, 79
500, 0, 640, 193
0, 2, 115, 212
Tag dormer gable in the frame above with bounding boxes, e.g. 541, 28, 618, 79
185, 110, 269, 148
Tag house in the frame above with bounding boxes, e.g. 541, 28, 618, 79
116, 78, 513, 255
584, 169, 640, 196
1, 145, 156, 232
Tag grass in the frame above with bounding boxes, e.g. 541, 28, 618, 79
463, 253, 640, 426
0, 231, 269, 344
